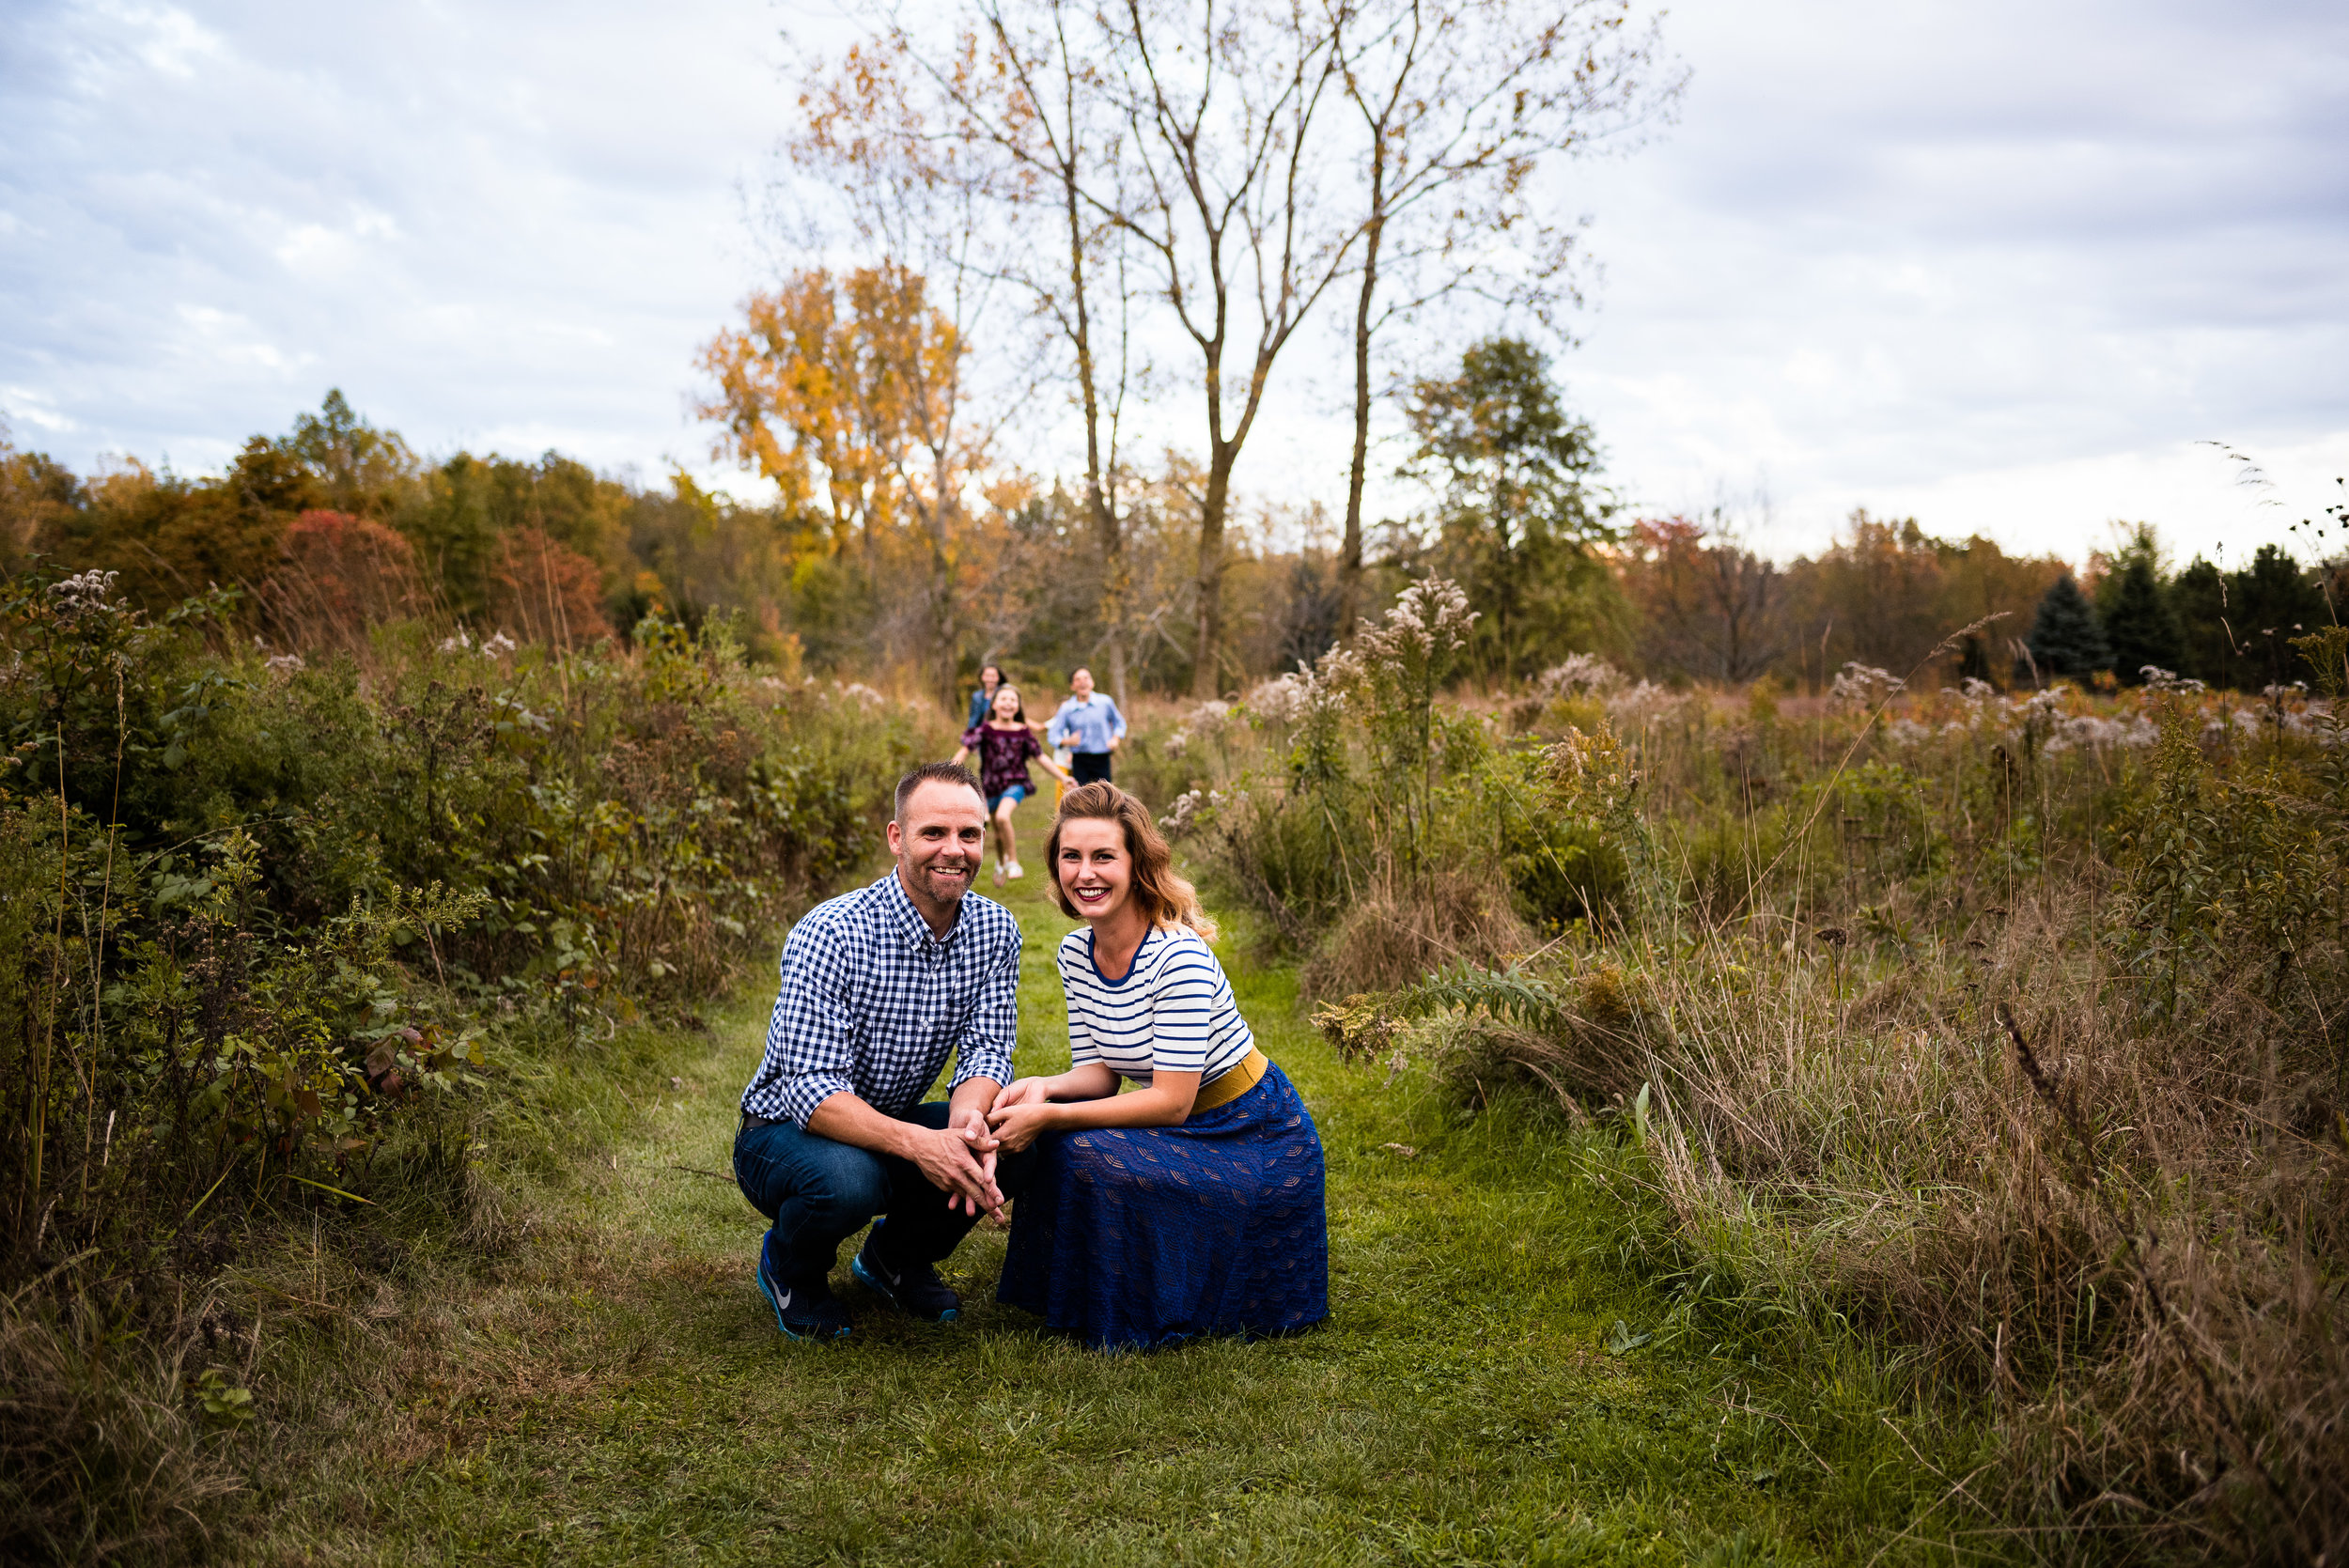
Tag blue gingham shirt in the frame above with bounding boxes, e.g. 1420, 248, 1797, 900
741, 872, 1021, 1129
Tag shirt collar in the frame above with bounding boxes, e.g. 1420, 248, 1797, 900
878, 867, 958, 952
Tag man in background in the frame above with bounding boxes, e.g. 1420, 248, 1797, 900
1047, 665, 1127, 786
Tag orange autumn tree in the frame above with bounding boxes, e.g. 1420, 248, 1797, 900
697, 263, 985, 697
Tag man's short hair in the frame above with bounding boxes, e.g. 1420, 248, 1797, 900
894, 761, 984, 822
1070, 665, 1092, 680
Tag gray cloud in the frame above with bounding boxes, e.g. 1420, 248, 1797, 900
3, 0, 2342, 570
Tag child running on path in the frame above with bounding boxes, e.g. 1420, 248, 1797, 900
953, 685, 1071, 885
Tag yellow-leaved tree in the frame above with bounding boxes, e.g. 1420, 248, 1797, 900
698, 262, 985, 697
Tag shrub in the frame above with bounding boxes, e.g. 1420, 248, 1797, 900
0, 567, 910, 1560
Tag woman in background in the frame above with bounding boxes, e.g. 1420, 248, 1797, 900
965, 663, 1004, 732
952, 685, 1068, 885
986, 784, 1329, 1348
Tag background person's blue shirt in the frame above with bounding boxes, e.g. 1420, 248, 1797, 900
1048, 693, 1126, 754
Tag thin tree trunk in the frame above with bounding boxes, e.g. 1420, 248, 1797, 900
1065, 155, 1128, 709
1192, 448, 1236, 696
1339, 158, 1386, 641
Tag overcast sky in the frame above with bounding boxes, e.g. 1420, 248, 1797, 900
4, 0, 2344, 569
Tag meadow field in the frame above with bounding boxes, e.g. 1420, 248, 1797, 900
1, 567, 2342, 1565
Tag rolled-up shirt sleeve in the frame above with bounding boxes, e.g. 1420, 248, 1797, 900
948, 923, 1021, 1094
766, 918, 862, 1128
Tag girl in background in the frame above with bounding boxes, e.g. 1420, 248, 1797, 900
952, 685, 1069, 885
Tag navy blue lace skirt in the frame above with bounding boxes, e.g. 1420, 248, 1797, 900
996, 1063, 1329, 1349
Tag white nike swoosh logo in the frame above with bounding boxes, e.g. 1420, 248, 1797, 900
778, 1287, 792, 1309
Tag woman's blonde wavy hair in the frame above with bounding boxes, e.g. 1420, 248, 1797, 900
1044, 783, 1218, 941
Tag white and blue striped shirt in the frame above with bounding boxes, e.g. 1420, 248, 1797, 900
1058, 924, 1253, 1087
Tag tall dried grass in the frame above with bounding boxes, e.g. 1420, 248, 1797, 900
1338, 852, 2345, 1560
1247, 617, 2349, 1560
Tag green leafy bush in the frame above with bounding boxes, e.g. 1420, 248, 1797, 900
0, 567, 913, 1560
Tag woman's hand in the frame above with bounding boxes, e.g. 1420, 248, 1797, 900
985, 1099, 1063, 1153
990, 1076, 1052, 1112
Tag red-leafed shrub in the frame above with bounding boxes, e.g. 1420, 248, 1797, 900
488, 526, 613, 646
262, 508, 425, 642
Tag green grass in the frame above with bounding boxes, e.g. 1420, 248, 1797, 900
251, 797, 1992, 1566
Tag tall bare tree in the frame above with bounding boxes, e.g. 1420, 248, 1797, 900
1323, 0, 1680, 635
798, 8, 1152, 705
1102, 0, 1363, 694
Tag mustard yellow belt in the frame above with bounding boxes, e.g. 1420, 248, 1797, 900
1190, 1048, 1270, 1113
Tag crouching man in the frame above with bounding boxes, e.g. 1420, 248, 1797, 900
733, 762, 1035, 1339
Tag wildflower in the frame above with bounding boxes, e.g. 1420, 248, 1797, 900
1606, 679, 1681, 723
48, 568, 122, 622
1245, 672, 1315, 724
1829, 661, 1905, 706
1159, 789, 1205, 838
1535, 653, 1621, 699
484, 631, 517, 658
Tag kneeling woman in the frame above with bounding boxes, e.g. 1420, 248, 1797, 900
987, 784, 1329, 1348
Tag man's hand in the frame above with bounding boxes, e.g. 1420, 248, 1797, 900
909, 1123, 1003, 1217
947, 1101, 1002, 1214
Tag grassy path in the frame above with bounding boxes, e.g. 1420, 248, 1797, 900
266, 808, 1970, 1565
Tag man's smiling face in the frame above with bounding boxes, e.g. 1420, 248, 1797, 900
888, 779, 988, 914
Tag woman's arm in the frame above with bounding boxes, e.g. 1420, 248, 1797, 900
950, 744, 972, 767
987, 1069, 1199, 1151
991, 1061, 1117, 1110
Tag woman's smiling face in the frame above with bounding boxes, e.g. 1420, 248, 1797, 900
1056, 817, 1132, 923
992, 686, 1022, 721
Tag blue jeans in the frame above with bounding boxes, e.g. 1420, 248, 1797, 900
732, 1102, 1038, 1285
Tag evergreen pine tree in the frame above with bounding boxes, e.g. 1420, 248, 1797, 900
2232, 543, 2330, 688
2023, 573, 2110, 680
2102, 553, 2183, 683
2170, 557, 2234, 686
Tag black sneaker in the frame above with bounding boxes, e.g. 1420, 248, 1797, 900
755, 1231, 850, 1341
851, 1226, 961, 1324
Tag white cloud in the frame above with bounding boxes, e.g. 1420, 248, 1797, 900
273, 207, 400, 275
0, 0, 2339, 575
2, 385, 79, 434
65, 0, 227, 86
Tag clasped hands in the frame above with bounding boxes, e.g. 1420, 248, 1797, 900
983, 1076, 1061, 1154
918, 1104, 1006, 1223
